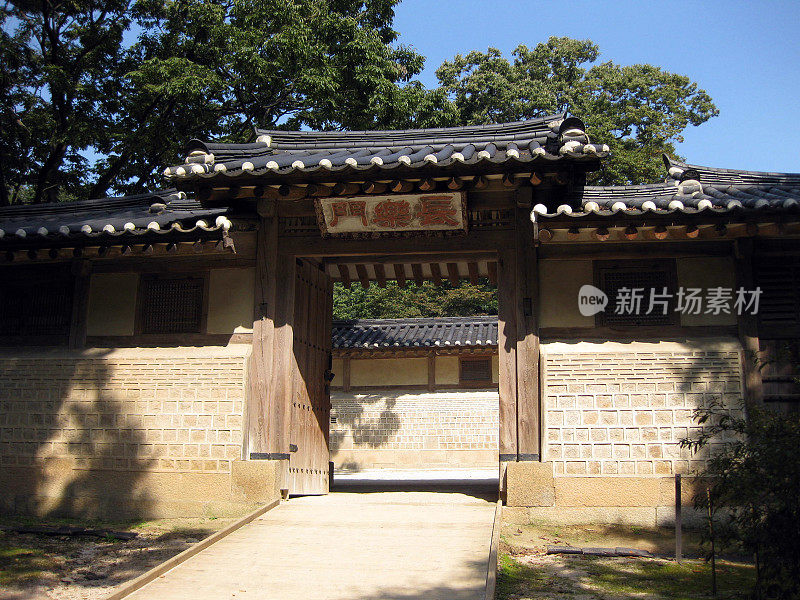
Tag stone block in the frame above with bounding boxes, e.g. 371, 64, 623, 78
231, 459, 283, 504
505, 461, 555, 507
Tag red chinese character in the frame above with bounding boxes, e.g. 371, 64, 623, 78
329, 201, 348, 227
347, 200, 368, 226
373, 200, 412, 228
417, 196, 459, 227
329, 200, 368, 227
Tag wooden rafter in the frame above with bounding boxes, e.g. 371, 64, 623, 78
411, 263, 424, 286
430, 262, 442, 286
467, 261, 479, 285
337, 263, 351, 289
355, 263, 370, 289
487, 261, 498, 286
393, 263, 407, 288
446, 262, 460, 286
373, 263, 387, 288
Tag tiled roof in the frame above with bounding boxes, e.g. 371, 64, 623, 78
332, 316, 498, 350
0, 190, 233, 245
163, 115, 609, 182
532, 155, 800, 220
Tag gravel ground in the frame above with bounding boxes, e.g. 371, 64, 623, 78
0, 516, 234, 600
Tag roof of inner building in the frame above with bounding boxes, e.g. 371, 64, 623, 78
332, 316, 498, 350
0, 190, 233, 245
163, 115, 608, 183
534, 155, 800, 221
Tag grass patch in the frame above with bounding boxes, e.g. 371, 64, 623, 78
583, 556, 754, 599
497, 551, 755, 600
0, 543, 57, 586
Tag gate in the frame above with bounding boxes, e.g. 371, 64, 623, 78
288, 258, 333, 494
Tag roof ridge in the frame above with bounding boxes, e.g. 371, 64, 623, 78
333, 316, 498, 326
0, 190, 178, 219
255, 114, 566, 139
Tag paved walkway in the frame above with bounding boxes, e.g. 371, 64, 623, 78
126, 491, 497, 600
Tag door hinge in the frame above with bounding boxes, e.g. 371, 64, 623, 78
289, 444, 298, 453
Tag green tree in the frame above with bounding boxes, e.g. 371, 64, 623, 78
434, 37, 719, 184
1, 0, 431, 204
333, 280, 497, 320
682, 396, 800, 599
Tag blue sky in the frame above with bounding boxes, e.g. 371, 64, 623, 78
393, 0, 800, 173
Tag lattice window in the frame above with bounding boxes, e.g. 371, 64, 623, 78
0, 268, 73, 338
755, 255, 800, 336
460, 356, 493, 384
139, 275, 205, 334
595, 260, 678, 327
760, 340, 800, 403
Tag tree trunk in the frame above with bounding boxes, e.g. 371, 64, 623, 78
88, 150, 132, 199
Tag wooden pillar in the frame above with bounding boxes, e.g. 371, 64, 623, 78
68, 259, 91, 349
734, 238, 763, 405
515, 199, 541, 461
427, 352, 436, 392
247, 205, 279, 457
497, 246, 518, 477
342, 356, 351, 392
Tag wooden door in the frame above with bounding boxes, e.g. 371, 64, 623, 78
288, 259, 333, 495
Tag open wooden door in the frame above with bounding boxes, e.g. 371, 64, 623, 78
288, 258, 333, 495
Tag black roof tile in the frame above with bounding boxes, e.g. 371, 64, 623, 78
332, 316, 498, 350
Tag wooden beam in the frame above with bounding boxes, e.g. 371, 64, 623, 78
467, 261, 479, 285
515, 206, 541, 462
373, 263, 387, 288
355, 263, 370, 289
487, 261, 498, 286
623, 225, 638, 241
393, 263, 407, 287
68, 259, 91, 349
428, 353, 436, 392
247, 216, 281, 462
333, 182, 360, 196
446, 262, 460, 286
277, 184, 306, 200
446, 177, 463, 190
593, 228, 610, 241
418, 178, 436, 192
734, 238, 763, 405
342, 357, 351, 392
411, 263, 424, 286
430, 262, 442, 286
497, 247, 518, 474
389, 180, 414, 193
337, 263, 351, 289
363, 181, 387, 194
308, 184, 333, 197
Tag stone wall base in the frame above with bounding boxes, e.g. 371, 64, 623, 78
505, 462, 707, 527
332, 448, 497, 471
0, 459, 283, 519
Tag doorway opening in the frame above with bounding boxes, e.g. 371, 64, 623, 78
302, 254, 502, 498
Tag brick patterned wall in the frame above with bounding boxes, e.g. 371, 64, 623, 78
0, 347, 249, 474
331, 390, 498, 453
542, 340, 743, 477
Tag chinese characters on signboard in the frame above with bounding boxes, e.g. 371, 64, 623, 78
316, 193, 466, 235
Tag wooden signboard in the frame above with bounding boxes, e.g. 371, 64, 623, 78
315, 193, 467, 237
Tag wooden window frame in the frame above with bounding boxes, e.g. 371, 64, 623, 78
0, 265, 74, 346
458, 354, 494, 387
134, 271, 210, 337
594, 259, 679, 328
